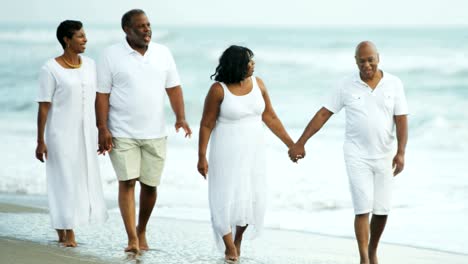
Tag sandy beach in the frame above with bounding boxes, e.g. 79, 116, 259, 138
0, 238, 112, 264
1, 197, 467, 264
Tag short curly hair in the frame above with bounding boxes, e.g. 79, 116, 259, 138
56, 20, 83, 49
211, 45, 254, 84
121, 9, 146, 30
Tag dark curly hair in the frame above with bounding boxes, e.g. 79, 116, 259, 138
56, 20, 83, 49
211, 45, 254, 84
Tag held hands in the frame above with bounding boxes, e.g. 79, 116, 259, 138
175, 119, 192, 138
288, 143, 306, 163
35, 142, 48, 162
197, 156, 208, 179
97, 127, 113, 155
392, 152, 405, 176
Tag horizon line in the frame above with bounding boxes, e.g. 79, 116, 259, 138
1, 22, 468, 29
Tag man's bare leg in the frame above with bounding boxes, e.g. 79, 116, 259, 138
234, 225, 248, 257
63, 229, 77, 247
136, 183, 157, 251
119, 179, 139, 253
56, 229, 66, 243
222, 232, 238, 262
355, 213, 370, 264
368, 214, 388, 264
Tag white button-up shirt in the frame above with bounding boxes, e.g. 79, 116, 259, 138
97, 40, 181, 139
324, 71, 409, 159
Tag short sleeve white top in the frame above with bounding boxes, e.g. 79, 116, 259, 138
324, 71, 408, 159
97, 40, 181, 139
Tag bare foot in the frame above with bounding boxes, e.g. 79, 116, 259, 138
125, 238, 139, 254
62, 230, 77, 247
225, 246, 238, 262
62, 240, 78, 247
136, 226, 149, 251
56, 230, 66, 243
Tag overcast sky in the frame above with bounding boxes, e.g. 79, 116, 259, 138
1, 0, 467, 26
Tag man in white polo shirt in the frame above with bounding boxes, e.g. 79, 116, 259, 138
288, 41, 408, 264
95, 9, 192, 253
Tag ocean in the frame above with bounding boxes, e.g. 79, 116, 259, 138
0, 24, 467, 255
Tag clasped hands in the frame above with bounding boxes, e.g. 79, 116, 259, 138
288, 142, 306, 163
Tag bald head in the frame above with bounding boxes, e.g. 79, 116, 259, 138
355, 41, 380, 81
355, 41, 378, 57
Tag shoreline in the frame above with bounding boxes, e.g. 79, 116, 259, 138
257, 225, 468, 258
1, 200, 468, 263
1, 195, 467, 257
0, 237, 113, 264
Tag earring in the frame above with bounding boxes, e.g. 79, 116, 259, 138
67, 43, 70, 49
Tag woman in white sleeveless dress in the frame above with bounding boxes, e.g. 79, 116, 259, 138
197, 45, 294, 262
35, 20, 108, 247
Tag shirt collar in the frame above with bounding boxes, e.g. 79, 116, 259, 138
353, 70, 386, 85
122, 38, 152, 55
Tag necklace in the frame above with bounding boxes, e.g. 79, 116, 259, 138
62, 56, 82, 69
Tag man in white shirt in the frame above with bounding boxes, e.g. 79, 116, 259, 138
289, 41, 408, 264
95, 9, 192, 254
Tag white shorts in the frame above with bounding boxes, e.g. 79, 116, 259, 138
344, 155, 394, 215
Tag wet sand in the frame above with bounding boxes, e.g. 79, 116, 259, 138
0, 237, 112, 264
1, 200, 467, 264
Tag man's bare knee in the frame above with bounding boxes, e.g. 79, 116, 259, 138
140, 182, 157, 193
120, 179, 137, 188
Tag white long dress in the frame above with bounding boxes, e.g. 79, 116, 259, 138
208, 76, 266, 249
37, 56, 108, 229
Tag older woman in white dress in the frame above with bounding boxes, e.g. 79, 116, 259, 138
197, 45, 294, 262
35, 20, 107, 247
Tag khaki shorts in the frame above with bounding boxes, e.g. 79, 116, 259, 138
109, 137, 167, 187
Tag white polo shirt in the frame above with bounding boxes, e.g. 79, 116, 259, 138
97, 40, 181, 139
324, 71, 408, 159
